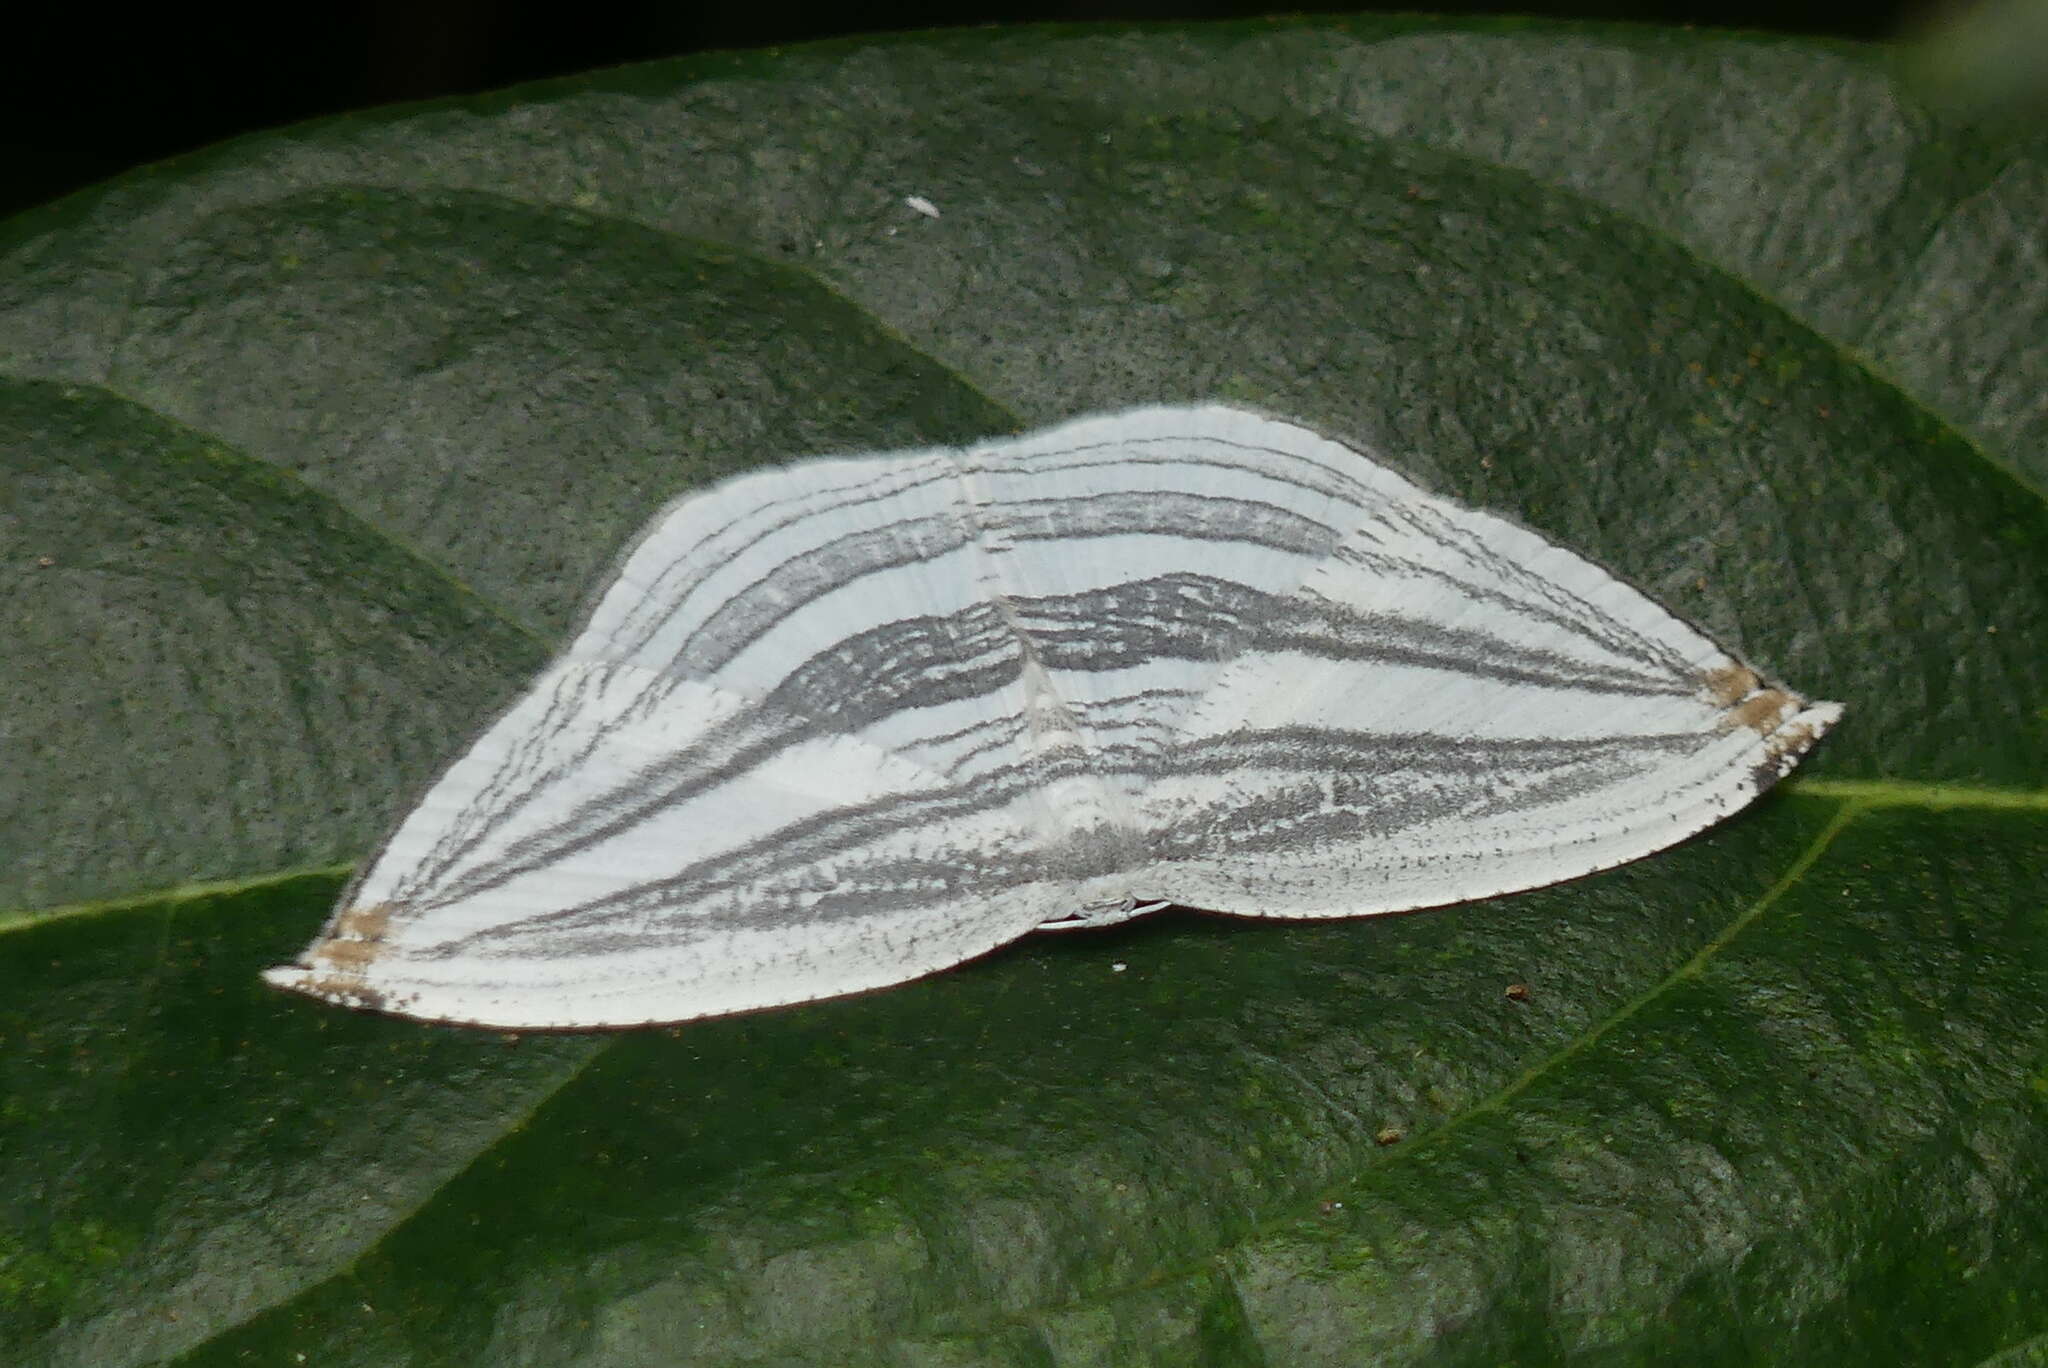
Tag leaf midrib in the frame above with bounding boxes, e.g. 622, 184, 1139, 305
8, 779, 2036, 936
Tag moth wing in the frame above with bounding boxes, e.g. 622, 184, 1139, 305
1128, 446, 1839, 916
267, 405, 1843, 1026
263, 658, 1071, 1028
266, 446, 1091, 1029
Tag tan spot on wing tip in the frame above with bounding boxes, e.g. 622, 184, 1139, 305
312, 938, 382, 971
1703, 662, 1763, 708
1702, 662, 1809, 738
333, 902, 392, 942
307, 901, 394, 975
1725, 688, 1798, 736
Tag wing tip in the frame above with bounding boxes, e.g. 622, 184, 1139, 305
1746, 695, 1843, 795
261, 961, 395, 1012
263, 900, 401, 1011
260, 964, 309, 993
1704, 663, 1843, 746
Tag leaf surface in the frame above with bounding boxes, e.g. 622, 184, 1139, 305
2, 18, 2043, 1367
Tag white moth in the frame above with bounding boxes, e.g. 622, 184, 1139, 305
265, 405, 1840, 1029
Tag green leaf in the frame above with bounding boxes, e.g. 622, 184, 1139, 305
2, 18, 2043, 1366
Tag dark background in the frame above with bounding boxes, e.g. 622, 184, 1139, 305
13, 2, 1922, 222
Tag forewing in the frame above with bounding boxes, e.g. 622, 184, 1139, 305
264, 659, 1074, 1027
1127, 445, 1839, 915
266, 447, 1096, 1028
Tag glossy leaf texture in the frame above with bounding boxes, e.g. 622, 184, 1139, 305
2, 18, 2044, 1367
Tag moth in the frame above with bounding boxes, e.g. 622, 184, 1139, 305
266, 405, 1839, 1028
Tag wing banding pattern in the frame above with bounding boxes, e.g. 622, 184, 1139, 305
265, 405, 1841, 1028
